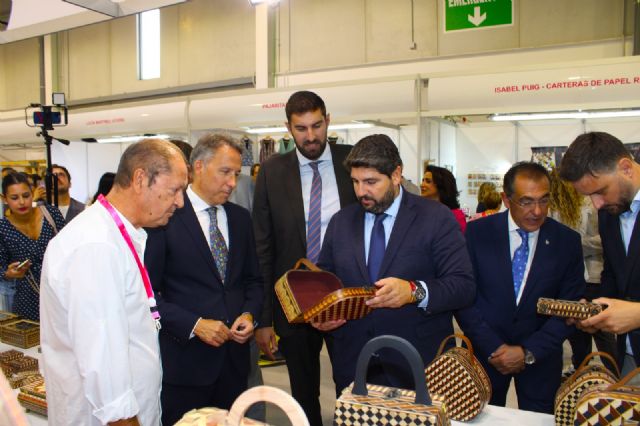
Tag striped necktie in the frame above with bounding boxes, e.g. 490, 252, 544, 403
206, 206, 228, 283
306, 161, 322, 263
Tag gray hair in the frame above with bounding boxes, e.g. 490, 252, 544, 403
114, 138, 184, 188
190, 133, 243, 168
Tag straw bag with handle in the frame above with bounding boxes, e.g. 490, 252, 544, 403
334, 335, 449, 426
425, 334, 491, 421
573, 366, 640, 426
554, 351, 620, 426
275, 258, 375, 323
175, 385, 309, 426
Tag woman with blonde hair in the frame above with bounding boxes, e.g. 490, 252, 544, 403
476, 181, 496, 213
469, 190, 501, 221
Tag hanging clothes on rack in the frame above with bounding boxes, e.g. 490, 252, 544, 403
278, 134, 295, 154
259, 136, 276, 163
241, 137, 254, 166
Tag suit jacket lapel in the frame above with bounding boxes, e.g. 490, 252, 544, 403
352, 207, 369, 282
331, 144, 353, 207
178, 194, 223, 284
378, 192, 415, 279
518, 220, 551, 308
495, 212, 518, 306
283, 151, 308, 252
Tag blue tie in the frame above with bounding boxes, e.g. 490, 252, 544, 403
368, 213, 387, 283
512, 228, 529, 300
207, 206, 228, 283
306, 161, 322, 263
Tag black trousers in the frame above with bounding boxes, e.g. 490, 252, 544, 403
278, 326, 331, 426
161, 361, 248, 426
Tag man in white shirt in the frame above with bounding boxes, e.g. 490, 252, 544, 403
40, 139, 188, 426
560, 131, 640, 380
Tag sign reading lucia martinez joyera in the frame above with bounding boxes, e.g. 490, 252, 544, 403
444, 0, 513, 32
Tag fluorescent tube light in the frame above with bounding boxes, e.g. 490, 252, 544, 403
97, 134, 169, 143
248, 0, 280, 5
244, 122, 374, 135
490, 109, 640, 122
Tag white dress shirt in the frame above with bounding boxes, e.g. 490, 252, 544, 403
297, 145, 341, 247
508, 211, 540, 305
40, 202, 162, 425
188, 185, 229, 247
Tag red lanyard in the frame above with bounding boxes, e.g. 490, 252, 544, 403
97, 195, 161, 329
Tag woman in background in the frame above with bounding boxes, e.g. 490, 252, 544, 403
90, 172, 116, 205
0, 172, 65, 320
469, 189, 502, 221
421, 165, 466, 233
476, 182, 496, 214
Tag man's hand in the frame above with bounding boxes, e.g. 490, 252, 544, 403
255, 326, 278, 360
230, 313, 254, 344
193, 319, 231, 347
311, 319, 346, 332
577, 298, 640, 335
4, 260, 31, 279
108, 416, 140, 426
33, 186, 46, 202
366, 278, 413, 309
488, 344, 525, 375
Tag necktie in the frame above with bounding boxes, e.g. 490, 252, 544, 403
512, 228, 529, 300
306, 161, 322, 263
368, 213, 387, 283
207, 206, 228, 283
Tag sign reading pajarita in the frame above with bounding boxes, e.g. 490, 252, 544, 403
444, 0, 513, 32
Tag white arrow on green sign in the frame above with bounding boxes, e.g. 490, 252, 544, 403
445, 0, 513, 32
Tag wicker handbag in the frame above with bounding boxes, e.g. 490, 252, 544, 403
554, 351, 620, 426
275, 258, 375, 323
573, 366, 640, 425
175, 385, 309, 425
334, 335, 449, 426
425, 334, 491, 421
537, 298, 603, 320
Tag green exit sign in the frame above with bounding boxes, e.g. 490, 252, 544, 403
445, 0, 513, 32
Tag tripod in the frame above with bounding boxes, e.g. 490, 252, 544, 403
36, 127, 69, 207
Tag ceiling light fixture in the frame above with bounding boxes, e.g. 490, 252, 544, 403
96, 134, 170, 143
243, 121, 374, 135
248, 0, 280, 6
490, 109, 640, 122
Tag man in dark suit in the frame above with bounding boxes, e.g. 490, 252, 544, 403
253, 90, 356, 426
145, 133, 263, 426
314, 134, 475, 393
456, 162, 584, 414
560, 132, 640, 379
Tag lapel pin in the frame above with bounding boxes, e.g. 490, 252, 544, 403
545, 239, 550, 245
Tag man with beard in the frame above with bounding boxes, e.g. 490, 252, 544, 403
456, 162, 584, 413
560, 131, 640, 378
51, 164, 85, 222
314, 134, 475, 394
252, 90, 356, 425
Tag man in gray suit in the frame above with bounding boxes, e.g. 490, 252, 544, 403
52, 164, 85, 222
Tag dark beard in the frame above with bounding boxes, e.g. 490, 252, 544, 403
360, 185, 396, 214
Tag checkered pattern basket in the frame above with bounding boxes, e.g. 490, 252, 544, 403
574, 366, 640, 426
554, 351, 619, 426
425, 334, 491, 421
334, 335, 449, 426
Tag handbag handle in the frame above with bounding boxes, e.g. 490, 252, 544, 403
225, 385, 309, 426
293, 258, 321, 272
575, 351, 620, 378
608, 366, 640, 391
352, 335, 431, 405
435, 333, 475, 362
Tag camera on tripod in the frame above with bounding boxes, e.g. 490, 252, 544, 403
25, 93, 68, 131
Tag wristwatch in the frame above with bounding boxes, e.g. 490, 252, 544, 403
409, 280, 427, 304
524, 348, 536, 365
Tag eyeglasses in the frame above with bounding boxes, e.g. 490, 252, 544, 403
509, 196, 550, 210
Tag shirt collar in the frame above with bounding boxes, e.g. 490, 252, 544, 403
109, 204, 147, 241
296, 142, 333, 168
187, 185, 219, 212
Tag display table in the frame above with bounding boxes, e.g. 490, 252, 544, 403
0, 341, 554, 426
